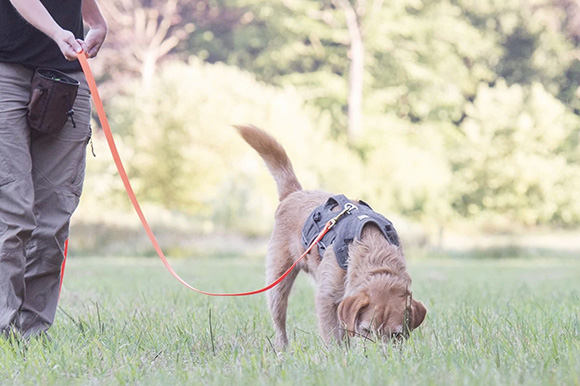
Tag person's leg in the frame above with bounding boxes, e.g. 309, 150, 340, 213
0, 63, 36, 336
19, 71, 91, 338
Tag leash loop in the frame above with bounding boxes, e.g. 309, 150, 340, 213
76, 52, 335, 297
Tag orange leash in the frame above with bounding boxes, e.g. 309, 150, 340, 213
77, 52, 335, 296
58, 239, 68, 298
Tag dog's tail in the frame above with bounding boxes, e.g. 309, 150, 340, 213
235, 125, 302, 201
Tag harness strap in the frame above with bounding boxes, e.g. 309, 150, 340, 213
302, 195, 399, 270
77, 52, 332, 297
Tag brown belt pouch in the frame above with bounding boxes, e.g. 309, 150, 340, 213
27, 68, 80, 134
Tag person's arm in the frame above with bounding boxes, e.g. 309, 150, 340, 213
81, 0, 108, 58
9, 0, 82, 60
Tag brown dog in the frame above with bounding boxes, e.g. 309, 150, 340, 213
236, 125, 426, 346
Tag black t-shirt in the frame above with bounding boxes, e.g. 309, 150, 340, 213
0, 0, 84, 72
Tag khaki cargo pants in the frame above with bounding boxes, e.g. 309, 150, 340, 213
0, 62, 91, 338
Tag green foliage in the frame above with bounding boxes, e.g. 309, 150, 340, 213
105, 59, 367, 234
85, 0, 580, 237
357, 117, 453, 223
450, 80, 580, 227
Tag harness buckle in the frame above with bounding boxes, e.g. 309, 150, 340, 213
327, 202, 358, 230
344, 203, 357, 213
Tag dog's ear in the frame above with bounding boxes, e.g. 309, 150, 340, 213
410, 299, 427, 330
338, 292, 370, 337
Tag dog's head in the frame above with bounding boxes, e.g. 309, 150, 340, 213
337, 283, 426, 341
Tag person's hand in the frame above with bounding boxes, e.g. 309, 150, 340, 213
81, 25, 107, 58
52, 28, 82, 61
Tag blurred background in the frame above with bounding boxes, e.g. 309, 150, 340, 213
71, 0, 580, 258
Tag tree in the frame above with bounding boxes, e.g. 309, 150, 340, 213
449, 80, 580, 227
331, 0, 365, 141
98, 0, 195, 87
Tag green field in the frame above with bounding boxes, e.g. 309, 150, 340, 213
1, 255, 579, 385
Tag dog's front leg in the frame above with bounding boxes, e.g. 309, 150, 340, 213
315, 249, 346, 344
266, 250, 300, 348
315, 291, 341, 343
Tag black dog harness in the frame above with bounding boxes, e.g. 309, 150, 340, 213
301, 195, 400, 270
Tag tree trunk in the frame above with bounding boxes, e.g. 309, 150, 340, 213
334, 0, 365, 142
348, 25, 364, 142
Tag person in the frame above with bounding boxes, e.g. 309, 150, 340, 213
0, 0, 107, 339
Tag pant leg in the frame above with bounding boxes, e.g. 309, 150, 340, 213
0, 63, 36, 334
19, 71, 91, 338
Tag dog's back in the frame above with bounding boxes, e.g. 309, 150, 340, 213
235, 125, 302, 201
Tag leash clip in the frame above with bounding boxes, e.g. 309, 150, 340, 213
328, 202, 358, 230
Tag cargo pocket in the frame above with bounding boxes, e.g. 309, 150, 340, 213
0, 153, 16, 187
29, 129, 90, 198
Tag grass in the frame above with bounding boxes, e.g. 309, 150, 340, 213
1, 254, 579, 385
